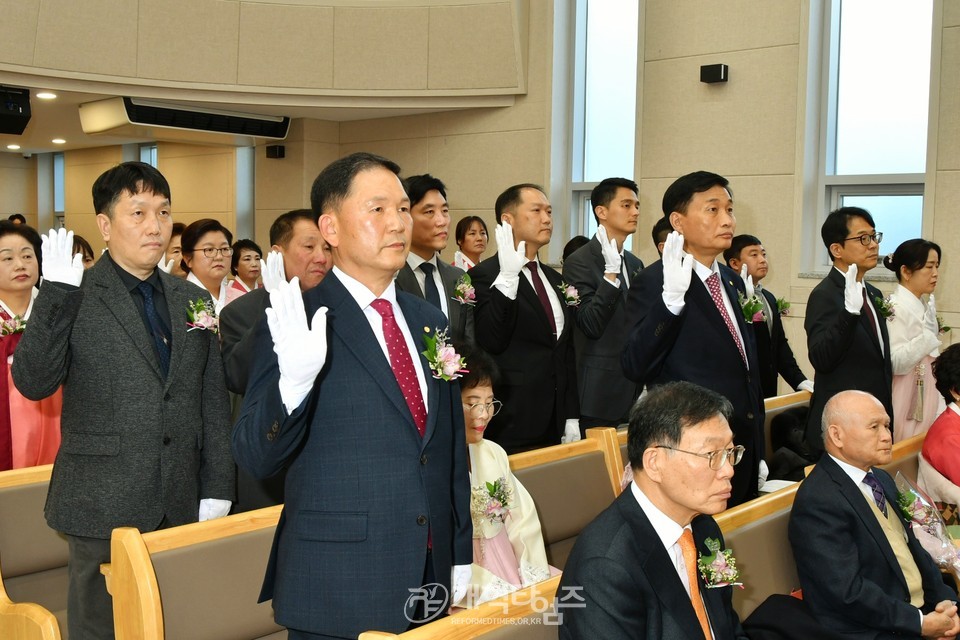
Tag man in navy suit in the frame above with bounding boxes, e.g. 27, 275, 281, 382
724, 234, 813, 399
621, 171, 765, 506
558, 381, 749, 640
789, 390, 958, 639
233, 153, 472, 639
469, 183, 580, 453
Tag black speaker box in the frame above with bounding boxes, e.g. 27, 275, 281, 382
266, 144, 285, 159
0, 87, 31, 135
700, 64, 729, 84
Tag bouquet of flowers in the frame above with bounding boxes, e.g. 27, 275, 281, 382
895, 472, 960, 576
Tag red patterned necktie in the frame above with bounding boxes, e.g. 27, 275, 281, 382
526, 261, 557, 336
705, 273, 747, 366
370, 298, 427, 437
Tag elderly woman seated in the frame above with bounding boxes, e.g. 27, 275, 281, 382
918, 344, 960, 508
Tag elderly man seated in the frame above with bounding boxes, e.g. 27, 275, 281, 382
789, 390, 959, 639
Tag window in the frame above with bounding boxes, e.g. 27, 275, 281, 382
139, 143, 158, 167
815, 0, 933, 269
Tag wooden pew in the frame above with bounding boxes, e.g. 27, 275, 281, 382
880, 432, 925, 483
0, 464, 65, 640
106, 505, 284, 640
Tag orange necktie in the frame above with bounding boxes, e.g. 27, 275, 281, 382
679, 528, 712, 639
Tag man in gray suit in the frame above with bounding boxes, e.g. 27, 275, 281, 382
13, 162, 235, 639
395, 174, 475, 343
562, 177, 643, 431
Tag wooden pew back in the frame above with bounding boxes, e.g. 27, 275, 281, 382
0, 465, 65, 640
763, 391, 812, 461
879, 433, 925, 484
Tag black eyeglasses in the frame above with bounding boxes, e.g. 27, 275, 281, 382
842, 232, 883, 247
192, 247, 234, 258
462, 400, 502, 418
655, 445, 745, 470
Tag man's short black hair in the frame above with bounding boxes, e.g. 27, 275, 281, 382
269, 209, 316, 247
652, 217, 673, 251
310, 152, 402, 216
402, 174, 447, 209
661, 171, 730, 218
820, 206, 876, 255
590, 178, 638, 224
92, 162, 171, 218
627, 381, 733, 470
723, 234, 763, 267
494, 183, 545, 224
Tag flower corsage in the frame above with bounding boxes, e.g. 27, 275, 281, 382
737, 291, 765, 324
875, 295, 895, 320
776, 297, 790, 318
471, 476, 512, 526
938, 315, 951, 335
697, 538, 744, 589
421, 328, 468, 381
452, 273, 476, 306
557, 281, 580, 307
186, 298, 219, 334
0, 315, 26, 336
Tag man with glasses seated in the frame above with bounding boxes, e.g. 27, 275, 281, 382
804, 207, 893, 452
557, 381, 748, 640
453, 342, 556, 607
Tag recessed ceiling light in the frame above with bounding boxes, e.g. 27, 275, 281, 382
6, 144, 20, 150
35, 92, 57, 100
52, 138, 66, 144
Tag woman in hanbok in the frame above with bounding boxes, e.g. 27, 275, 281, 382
883, 239, 945, 441
455, 343, 556, 607
228, 239, 262, 295
180, 219, 242, 314
453, 216, 487, 271
0, 221, 61, 470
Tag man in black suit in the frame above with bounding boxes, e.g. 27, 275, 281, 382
789, 390, 959, 639
558, 381, 748, 640
470, 183, 580, 452
621, 171, 765, 506
394, 174, 474, 343
562, 177, 643, 431
804, 207, 893, 451
724, 234, 812, 399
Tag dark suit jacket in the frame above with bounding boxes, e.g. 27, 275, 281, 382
562, 237, 642, 427
755, 287, 807, 398
395, 260, 475, 344
621, 260, 765, 505
804, 269, 894, 450
789, 455, 954, 639
469, 254, 579, 452
232, 273, 472, 637
558, 490, 748, 640
12, 258, 234, 538
219, 287, 269, 395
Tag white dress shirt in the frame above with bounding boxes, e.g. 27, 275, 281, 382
405, 252, 450, 319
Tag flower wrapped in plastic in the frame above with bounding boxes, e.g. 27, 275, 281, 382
895, 471, 960, 577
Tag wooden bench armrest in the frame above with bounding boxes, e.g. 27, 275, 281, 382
110, 527, 163, 640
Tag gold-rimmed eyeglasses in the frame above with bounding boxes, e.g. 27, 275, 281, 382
462, 400, 502, 418
655, 444, 745, 470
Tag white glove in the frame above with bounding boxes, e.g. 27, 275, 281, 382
842, 264, 864, 314
596, 225, 622, 275
798, 380, 815, 394
198, 498, 231, 521
661, 231, 694, 309
924, 293, 939, 335
451, 564, 472, 605
40, 228, 84, 286
739, 264, 755, 299
490, 222, 527, 299
266, 277, 328, 413
260, 250, 286, 294
157, 256, 175, 273
561, 419, 581, 444
758, 459, 769, 491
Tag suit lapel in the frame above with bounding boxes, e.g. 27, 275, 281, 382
395, 264, 423, 300
688, 275, 747, 371
518, 272, 554, 338
161, 274, 190, 389
622, 251, 642, 299
397, 292, 442, 446
863, 283, 888, 356
693, 518, 733, 640
541, 262, 573, 340
437, 261, 461, 332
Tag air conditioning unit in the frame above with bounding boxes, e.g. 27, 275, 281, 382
79, 97, 289, 146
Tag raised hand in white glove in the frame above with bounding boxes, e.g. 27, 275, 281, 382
758, 459, 769, 492
490, 221, 527, 299
924, 293, 940, 335
260, 250, 286, 294
451, 564, 472, 605
41, 228, 84, 287
739, 264, 755, 299
198, 498, 231, 521
596, 225, 622, 277
798, 380, 815, 394
661, 231, 694, 310
157, 256, 175, 274
561, 419, 581, 444
842, 264, 864, 314
266, 277, 328, 413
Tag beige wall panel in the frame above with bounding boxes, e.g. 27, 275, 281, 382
945, 2, 960, 27
0, 155, 36, 216
427, 130, 545, 211
254, 208, 288, 249
257, 141, 308, 212
0, 0, 40, 66
440, 209, 496, 263
238, 3, 334, 88
338, 139, 429, 177
340, 115, 432, 145
937, 27, 960, 171
64, 147, 124, 216
333, 7, 428, 90
34, 0, 137, 75
427, 97, 546, 138
301, 141, 340, 186
302, 119, 340, 144
932, 171, 960, 312
634, 176, 676, 266
644, 0, 800, 61
157, 144, 235, 229
640, 45, 799, 178
64, 213, 105, 254
138, 0, 239, 83
428, 3, 519, 89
